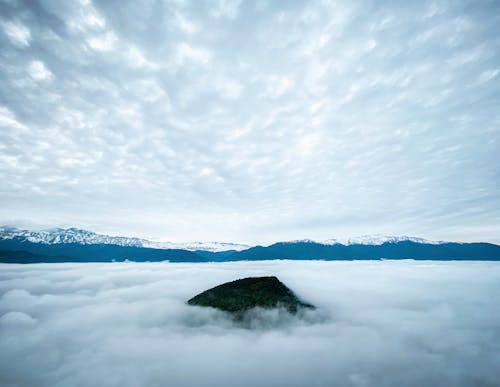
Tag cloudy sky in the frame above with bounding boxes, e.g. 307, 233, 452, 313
1, 260, 499, 386
0, 0, 499, 244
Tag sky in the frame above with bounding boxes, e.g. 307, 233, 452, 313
0, 0, 499, 244
1, 260, 499, 386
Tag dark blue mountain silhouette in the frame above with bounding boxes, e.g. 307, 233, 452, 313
1, 238, 499, 263
224, 240, 500, 261
0, 239, 206, 263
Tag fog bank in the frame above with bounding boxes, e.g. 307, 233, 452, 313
0, 260, 499, 387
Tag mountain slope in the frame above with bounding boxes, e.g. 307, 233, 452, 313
322, 235, 443, 245
0, 239, 206, 263
0, 226, 249, 252
225, 240, 500, 261
1, 227, 499, 263
188, 276, 314, 314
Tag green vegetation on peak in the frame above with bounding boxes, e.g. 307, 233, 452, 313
187, 276, 314, 314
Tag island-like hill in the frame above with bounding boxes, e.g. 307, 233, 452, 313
187, 276, 314, 314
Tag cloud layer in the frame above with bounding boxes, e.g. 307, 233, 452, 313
0, 0, 499, 243
0, 260, 499, 387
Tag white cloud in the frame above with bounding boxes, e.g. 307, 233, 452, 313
127, 79, 168, 103
211, 0, 242, 19
200, 167, 215, 176
124, 46, 158, 69
0, 260, 499, 386
477, 68, 499, 84
1, 20, 31, 47
297, 133, 321, 157
0, 310, 37, 327
266, 75, 294, 98
67, 3, 106, 32
216, 78, 242, 99
0, 106, 27, 129
175, 12, 198, 34
27, 61, 53, 81
176, 42, 211, 65
87, 31, 117, 52
0, 0, 499, 244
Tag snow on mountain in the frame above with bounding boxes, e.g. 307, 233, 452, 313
0, 226, 148, 247
0, 227, 446, 252
322, 235, 445, 246
277, 239, 317, 244
277, 235, 446, 246
142, 240, 251, 252
0, 227, 250, 252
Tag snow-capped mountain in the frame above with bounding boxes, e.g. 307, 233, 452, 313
277, 235, 446, 246
322, 235, 445, 246
0, 226, 147, 246
0, 227, 250, 252
0, 227, 447, 253
142, 240, 251, 252
1, 227, 498, 263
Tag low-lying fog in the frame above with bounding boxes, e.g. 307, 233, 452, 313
1, 260, 499, 387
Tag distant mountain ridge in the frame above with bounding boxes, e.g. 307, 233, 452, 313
1, 226, 499, 263
321, 235, 444, 245
0, 226, 250, 252
0, 226, 147, 247
0, 226, 447, 251
228, 240, 500, 261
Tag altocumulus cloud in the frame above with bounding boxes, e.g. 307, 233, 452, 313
0, 0, 499, 243
0, 260, 499, 387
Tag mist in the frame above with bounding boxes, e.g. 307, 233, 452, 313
1, 260, 499, 387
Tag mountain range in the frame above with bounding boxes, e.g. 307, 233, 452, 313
0, 226, 250, 251
0, 226, 499, 263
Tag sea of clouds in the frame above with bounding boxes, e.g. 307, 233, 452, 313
0, 260, 499, 387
